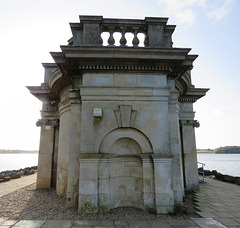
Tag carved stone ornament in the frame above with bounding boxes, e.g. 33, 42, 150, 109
114, 105, 137, 128
36, 119, 59, 127
180, 120, 200, 128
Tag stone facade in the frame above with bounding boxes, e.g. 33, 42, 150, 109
27, 16, 208, 213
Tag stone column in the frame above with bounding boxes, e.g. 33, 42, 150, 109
36, 119, 55, 188
152, 155, 174, 213
56, 87, 71, 197
66, 89, 81, 207
168, 86, 184, 202
78, 154, 100, 213
179, 102, 199, 190
141, 155, 155, 210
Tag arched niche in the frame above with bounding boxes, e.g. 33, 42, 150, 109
98, 128, 154, 210
99, 128, 153, 155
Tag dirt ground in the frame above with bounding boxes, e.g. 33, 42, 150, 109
0, 183, 198, 220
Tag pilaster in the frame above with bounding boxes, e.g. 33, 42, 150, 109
56, 87, 71, 197
168, 83, 184, 202
66, 89, 81, 207
141, 155, 155, 210
36, 118, 58, 188
152, 154, 174, 213
179, 102, 199, 190
78, 154, 101, 213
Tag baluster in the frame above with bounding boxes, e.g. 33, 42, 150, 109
108, 27, 115, 46
144, 32, 149, 47
132, 27, 139, 47
120, 27, 127, 47
99, 28, 103, 46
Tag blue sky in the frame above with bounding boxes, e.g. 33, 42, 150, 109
0, 0, 239, 150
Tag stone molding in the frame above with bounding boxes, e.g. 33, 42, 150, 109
79, 86, 170, 102
151, 154, 174, 163
79, 64, 172, 73
69, 89, 81, 104
178, 97, 197, 103
99, 128, 153, 154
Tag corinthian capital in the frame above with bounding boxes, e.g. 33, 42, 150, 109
180, 120, 200, 128
36, 119, 59, 127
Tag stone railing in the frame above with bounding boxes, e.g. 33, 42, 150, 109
69, 16, 176, 48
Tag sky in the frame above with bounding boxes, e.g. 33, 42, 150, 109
0, 0, 239, 150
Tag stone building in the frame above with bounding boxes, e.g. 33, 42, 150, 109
28, 16, 208, 213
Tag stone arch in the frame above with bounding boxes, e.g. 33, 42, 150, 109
98, 128, 154, 210
99, 128, 153, 154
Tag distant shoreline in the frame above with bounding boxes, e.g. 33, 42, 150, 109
197, 151, 240, 154
0, 150, 38, 154
0, 152, 38, 154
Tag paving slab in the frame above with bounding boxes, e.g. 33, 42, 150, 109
12, 220, 46, 228
148, 220, 171, 228
41, 220, 72, 228
168, 219, 196, 226
73, 220, 114, 227
128, 220, 150, 228
216, 218, 240, 227
0, 220, 18, 227
114, 220, 129, 228
191, 218, 227, 228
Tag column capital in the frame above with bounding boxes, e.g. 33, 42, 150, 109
179, 120, 200, 128
36, 119, 59, 127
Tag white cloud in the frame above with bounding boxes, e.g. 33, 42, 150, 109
234, 105, 240, 111
207, 0, 236, 22
212, 105, 240, 116
176, 8, 195, 26
159, 0, 206, 14
212, 108, 228, 116
158, 0, 236, 25
158, 0, 206, 26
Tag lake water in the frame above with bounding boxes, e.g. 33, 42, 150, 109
0, 153, 239, 177
197, 153, 240, 177
0, 153, 38, 172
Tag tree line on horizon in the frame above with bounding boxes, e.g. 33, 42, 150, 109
0, 149, 38, 153
198, 146, 240, 154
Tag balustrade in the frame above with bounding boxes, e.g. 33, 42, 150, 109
70, 16, 175, 48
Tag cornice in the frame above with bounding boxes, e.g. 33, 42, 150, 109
179, 87, 209, 103
60, 46, 193, 61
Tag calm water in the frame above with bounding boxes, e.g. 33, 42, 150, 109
197, 153, 240, 177
0, 153, 38, 172
0, 153, 239, 177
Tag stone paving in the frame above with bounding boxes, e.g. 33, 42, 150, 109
1, 175, 238, 227
0, 218, 227, 228
195, 177, 240, 228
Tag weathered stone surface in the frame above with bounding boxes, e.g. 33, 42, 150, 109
28, 15, 208, 214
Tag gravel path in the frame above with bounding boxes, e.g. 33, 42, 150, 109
0, 183, 198, 220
